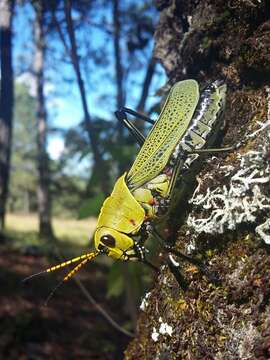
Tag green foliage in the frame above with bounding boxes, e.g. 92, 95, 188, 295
107, 260, 152, 303
9, 83, 38, 212
78, 193, 105, 219
9, 83, 91, 218
107, 262, 125, 298
52, 171, 88, 218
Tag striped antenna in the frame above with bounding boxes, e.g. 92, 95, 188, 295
23, 251, 99, 282
44, 252, 99, 305
63, 252, 98, 281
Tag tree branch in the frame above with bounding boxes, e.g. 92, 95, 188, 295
136, 56, 156, 113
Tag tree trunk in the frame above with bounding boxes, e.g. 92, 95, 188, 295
113, 0, 124, 115
125, 1, 270, 359
134, 56, 157, 138
64, 0, 110, 196
33, 1, 54, 239
136, 56, 156, 114
113, 0, 129, 176
0, 0, 14, 231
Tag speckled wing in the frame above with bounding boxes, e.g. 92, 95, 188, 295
127, 80, 200, 189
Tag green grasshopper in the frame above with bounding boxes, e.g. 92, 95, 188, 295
26, 79, 230, 288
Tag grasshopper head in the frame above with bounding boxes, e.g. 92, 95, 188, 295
94, 227, 138, 261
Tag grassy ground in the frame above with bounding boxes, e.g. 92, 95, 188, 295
6, 213, 97, 247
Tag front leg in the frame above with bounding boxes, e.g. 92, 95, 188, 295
167, 257, 188, 290
153, 228, 220, 285
165, 245, 220, 284
133, 233, 189, 289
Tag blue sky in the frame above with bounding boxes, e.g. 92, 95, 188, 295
13, 2, 166, 164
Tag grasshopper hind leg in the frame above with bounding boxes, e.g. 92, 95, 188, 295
115, 107, 155, 146
118, 107, 155, 125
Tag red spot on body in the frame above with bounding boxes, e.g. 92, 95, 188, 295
129, 219, 136, 226
149, 198, 156, 205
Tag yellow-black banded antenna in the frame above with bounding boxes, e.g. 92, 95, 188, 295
63, 252, 98, 281
44, 252, 99, 305
23, 251, 100, 305
23, 251, 99, 283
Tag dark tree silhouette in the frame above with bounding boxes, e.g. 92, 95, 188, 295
0, 0, 14, 231
33, 0, 54, 239
62, 0, 110, 196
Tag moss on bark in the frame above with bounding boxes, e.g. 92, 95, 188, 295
125, 1, 270, 359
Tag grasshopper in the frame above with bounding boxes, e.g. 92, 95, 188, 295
26, 80, 230, 289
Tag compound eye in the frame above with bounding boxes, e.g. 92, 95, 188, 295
101, 234, 116, 248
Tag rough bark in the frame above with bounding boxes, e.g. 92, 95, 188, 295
33, 1, 54, 239
125, 1, 270, 359
0, 0, 14, 231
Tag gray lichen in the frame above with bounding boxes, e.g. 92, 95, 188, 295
187, 92, 270, 245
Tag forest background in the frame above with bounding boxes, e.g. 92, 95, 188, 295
0, 0, 164, 358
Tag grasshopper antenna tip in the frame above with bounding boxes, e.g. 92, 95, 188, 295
44, 280, 64, 307
22, 270, 47, 283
